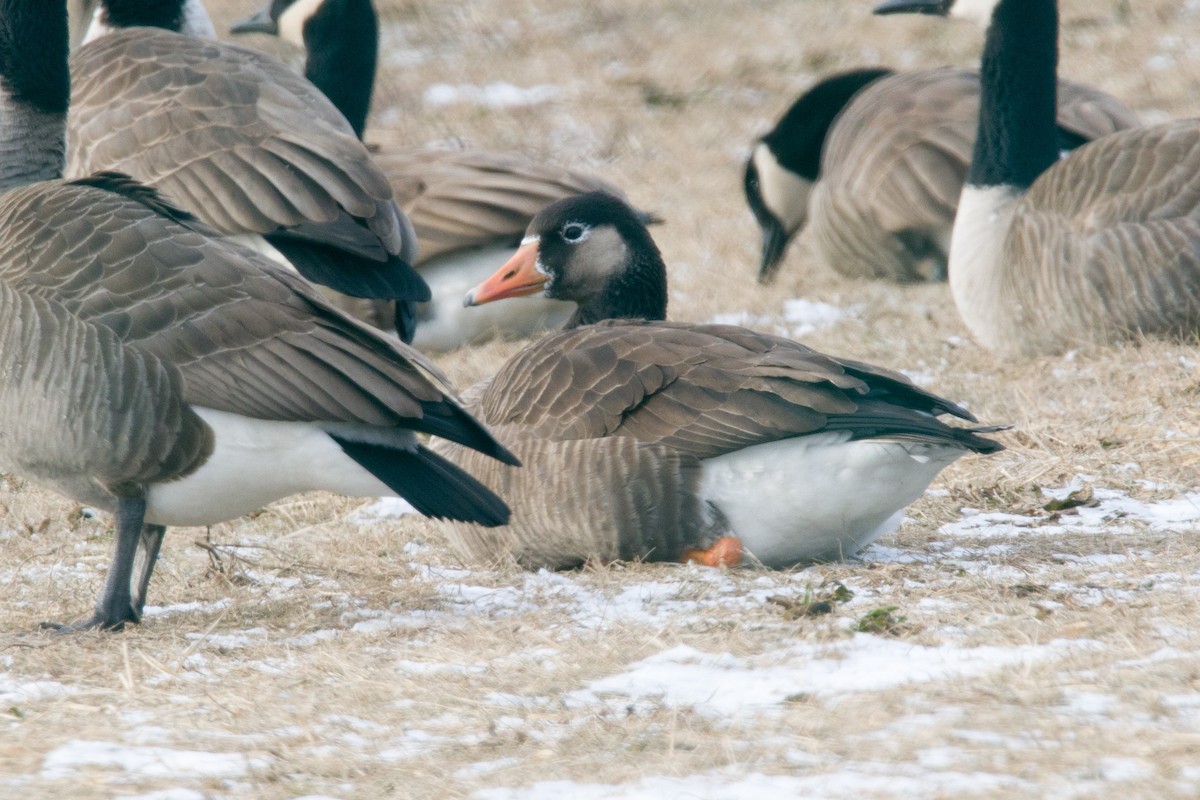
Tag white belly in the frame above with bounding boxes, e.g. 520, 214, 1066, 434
145, 407, 394, 527
412, 245, 574, 352
698, 432, 965, 567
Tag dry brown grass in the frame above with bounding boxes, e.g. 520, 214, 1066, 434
4, 0, 1200, 797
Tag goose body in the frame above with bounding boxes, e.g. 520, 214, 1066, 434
0, 2, 516, 630
437, 193, 1003, 569
877, 0, 1200, 357
68, 0, 427, 341
230, 0, 646, 351
746, 66, 1136, 283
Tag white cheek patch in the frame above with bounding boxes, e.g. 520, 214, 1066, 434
278, 0, 326, 48
949, 0, 1000, 28
752, 142, 813, 234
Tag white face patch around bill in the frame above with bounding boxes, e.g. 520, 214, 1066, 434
278, 0, 326, 49
752, 142, 813, 234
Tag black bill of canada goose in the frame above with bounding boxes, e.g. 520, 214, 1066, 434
434, 192, 1004, 569
230, 0, 647, 351
876, 0, 1200, 357
0, 0, 517, 632
68, 0, 429, 342
745, 66, 1137, 283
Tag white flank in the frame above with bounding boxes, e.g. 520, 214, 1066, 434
145, 407, 396, 527
698, 432, 965, 566
752, 142, 813, 234
415, 245, 574, 352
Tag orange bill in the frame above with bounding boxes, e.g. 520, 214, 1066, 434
464, 240, 547, 306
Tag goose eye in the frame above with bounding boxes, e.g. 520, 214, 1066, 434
561, 222, 589, 243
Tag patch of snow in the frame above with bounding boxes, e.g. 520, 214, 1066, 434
573, 637, 1090, 716
780, 298, 859, 337
942, 483, 1200, 540
142, 598, 232, 618
424, 82, 561, 109
0, 676, 75, 705
348, 497, 417, 522
40, 740, 268, 780
475, 766, 1031, 799
122, 790, 207, 800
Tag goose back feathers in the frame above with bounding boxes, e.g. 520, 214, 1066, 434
68, 11, 426, 340
747, 66, 1137, 283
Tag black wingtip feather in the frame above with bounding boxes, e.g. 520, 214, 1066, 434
334, 438, 512, 527
265, 235, 432, 303
412, 400, 522, 467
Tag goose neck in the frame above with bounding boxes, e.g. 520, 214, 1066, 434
301, 0, 379, 140
0, 0, 68, 191
84, 0, 216, 43
566, 250, 668, 328
968, 0, 1059, 191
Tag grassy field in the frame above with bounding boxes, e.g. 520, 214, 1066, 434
5, 0, 1200, 797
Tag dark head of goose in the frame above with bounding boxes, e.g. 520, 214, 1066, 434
465, 192, 669, 328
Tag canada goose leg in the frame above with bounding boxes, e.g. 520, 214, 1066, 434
40, 495, 148, 633
131, 525, 167, 619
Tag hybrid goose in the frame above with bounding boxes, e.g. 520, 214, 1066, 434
746, 66, 1137, 283
876, 0, 1200, 357
231, 0, 646, 351
68, 0, 428, 341
433, 193, 1003, 569
0, 0, 516, 632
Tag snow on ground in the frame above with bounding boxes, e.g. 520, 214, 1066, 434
708, 298, 860, 339
7, 478, 1200, 798
423, 82, 563, 108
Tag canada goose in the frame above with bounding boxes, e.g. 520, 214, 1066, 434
875, 0, 1200, 357
68, 0, 429, 341
746, 66, 1137, 283
0, 0, 517, 631
229, 0, 645, 351
432, 192, 1003, 569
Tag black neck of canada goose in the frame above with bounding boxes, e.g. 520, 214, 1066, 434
0, 0, 68, 191
875, 0, 1059, 191
969, 0, 1059, 190
230, 0, 378, 140
88, 0, 215, 39
301, 0, 377, 140
465, 193, 669, 329
761, 68, 894, 181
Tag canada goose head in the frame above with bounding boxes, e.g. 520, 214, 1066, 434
745, 67, 894, 283
230, 0, 378, 139
873, 0, 999, 28
464, 192, 668, 328
83, 0, 216, 44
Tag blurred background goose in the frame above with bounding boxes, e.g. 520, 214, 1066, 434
434, 193, 1003, 569
68, 0, 429, 341
876, 0, 1200, 357
746, 65, 1137, 284
230, 0, 656, 351
0, 0, 516, 631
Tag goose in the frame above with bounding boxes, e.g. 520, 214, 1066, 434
0, 0, 517, 632
431, 192, 1004, 569
229, 0, 647, 351
67, 0, 429, 342
875, 0, 1200, 357
746, 66, 1137, 283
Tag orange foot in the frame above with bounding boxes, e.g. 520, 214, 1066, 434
682, 536, 743, 568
